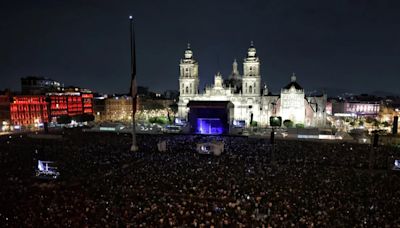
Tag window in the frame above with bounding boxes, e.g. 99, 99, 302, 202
185, 86, 189, 94
249, 86, 253, 94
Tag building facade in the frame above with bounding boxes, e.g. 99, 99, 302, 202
21, 76, 63, 95
98, 95, 174, 123
0, 90, 12, 130
103, 96, 133, 122
177, 43, 327, 127
10, 96, 49, 127
332, 101, 380, 117
47, 91, 94, 121
8, 91, 94, 128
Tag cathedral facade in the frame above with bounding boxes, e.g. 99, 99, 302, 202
177, 43, 327, 127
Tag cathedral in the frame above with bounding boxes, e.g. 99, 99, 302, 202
177, 42, 327, 128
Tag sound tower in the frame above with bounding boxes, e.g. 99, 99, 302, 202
393, 116, 398, 135
270, 130, 275, 144
373, 133, 379, 147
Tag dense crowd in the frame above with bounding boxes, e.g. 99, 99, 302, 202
1, 129, 400, 227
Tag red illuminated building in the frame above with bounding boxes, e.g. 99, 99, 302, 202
47, 92, 93, 121
9, 91, 94, 127
0, 90, 12, 125
10, 96, 48, 127
48, 94, 68, 118
82, 93, 94, 114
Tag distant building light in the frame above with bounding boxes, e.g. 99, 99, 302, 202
334, 113, 357, 117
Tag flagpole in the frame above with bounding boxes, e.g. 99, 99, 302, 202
129, 15, 138, 152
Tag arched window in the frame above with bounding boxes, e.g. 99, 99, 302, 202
185, 86, 189, 94
249, 85, 253, 94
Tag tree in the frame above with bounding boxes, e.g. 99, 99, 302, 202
295, 123, 305, 128
149, 116, 168, 125
283, 119, 294, 128
169, 103, 178, 114
57, 115, 72, 124
81, 113, 95, 122
72, 114, 95, 123
373, 119, 380, 128
365, 117, 374, 124
143, 102, 164, 110
250, 121, 258, 127
72, 114, 83, 123
382, 121, 390, 128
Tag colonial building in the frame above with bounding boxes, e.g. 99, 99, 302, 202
177, 43, 327, 127
46, 91, 94, 121
10, 95, 49, 127
98, 95, 174, 123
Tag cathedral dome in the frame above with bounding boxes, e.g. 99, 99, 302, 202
247, 41, 257, 57
184, 43, 193, 59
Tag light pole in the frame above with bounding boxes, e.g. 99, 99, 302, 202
129, 15, 138, 152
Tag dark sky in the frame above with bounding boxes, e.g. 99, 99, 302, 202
0, 0, 399, 95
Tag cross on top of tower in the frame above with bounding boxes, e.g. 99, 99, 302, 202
291, 72, 297, 82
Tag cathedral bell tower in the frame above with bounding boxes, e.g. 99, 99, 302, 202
242, 41, 261, 96
179, 43, 199, 96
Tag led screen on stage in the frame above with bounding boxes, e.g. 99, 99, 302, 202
197, 118, 223, 134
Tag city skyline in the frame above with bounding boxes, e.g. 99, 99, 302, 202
0, 0, 399, 95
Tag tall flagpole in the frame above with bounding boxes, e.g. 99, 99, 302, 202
129, 15, 138, 152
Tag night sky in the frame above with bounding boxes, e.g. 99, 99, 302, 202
1, 0, 399, 95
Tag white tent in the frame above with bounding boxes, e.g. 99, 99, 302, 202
157, 140, 167, 152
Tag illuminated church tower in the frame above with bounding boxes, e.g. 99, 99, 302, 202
242, 41, 261, 96
179, 43, 199, 96
178, 43, 199, 118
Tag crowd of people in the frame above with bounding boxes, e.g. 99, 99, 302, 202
1, 129, 400, 227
